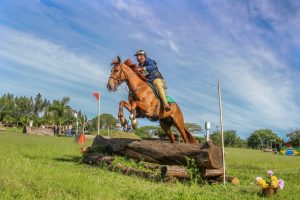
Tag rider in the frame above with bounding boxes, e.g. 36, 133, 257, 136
134, 49, 171, 111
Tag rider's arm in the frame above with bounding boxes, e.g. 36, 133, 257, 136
144, 59, 157, 71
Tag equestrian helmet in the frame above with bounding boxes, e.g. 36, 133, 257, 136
134, 49, 147, 57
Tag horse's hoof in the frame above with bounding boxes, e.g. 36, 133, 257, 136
129, 114, 134, 120
132, 120, 138, 129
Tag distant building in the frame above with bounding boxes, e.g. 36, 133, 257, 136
284, 141, 293, 148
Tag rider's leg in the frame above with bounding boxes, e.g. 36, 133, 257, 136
153, 78, 170, 110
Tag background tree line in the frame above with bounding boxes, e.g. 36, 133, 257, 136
1, 93, 299, 147
0, 93, 85, 131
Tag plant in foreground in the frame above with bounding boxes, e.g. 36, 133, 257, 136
255, 170, 284, 197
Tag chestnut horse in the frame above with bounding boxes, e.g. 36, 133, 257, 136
107, 56, 197, 143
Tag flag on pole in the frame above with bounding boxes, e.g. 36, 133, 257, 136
93, 92, 101, 101
92, 92, 101, 135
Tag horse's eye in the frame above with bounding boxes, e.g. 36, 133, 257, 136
113, 66, 121, 72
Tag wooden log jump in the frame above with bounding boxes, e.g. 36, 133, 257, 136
81, 136, 227, 182
90, 136, 223, 169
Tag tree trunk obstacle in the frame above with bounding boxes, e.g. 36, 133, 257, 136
82, 136, 224, 180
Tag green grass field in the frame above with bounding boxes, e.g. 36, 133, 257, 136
0, 130, 299, 200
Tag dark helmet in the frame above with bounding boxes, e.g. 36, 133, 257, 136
134, 49, 147, 57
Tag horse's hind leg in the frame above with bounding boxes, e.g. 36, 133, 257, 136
170, 106, 191, 143
159, 118, 176, 143
172, 115, 197, 143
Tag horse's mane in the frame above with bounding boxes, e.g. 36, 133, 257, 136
124, 58, 147, 82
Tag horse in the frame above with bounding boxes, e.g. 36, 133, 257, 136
107, 56, 197, 144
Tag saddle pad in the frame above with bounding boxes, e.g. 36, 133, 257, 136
166, 96, 175, 103
149, 83, 175, 103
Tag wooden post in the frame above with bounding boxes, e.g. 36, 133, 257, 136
218, 80, 226, 185
98, 98, 100, 135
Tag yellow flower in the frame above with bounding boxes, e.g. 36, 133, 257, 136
271, 176, 278, 182
262, 183, 269, 189
271, 176, 279, 188
257, 178, 268, 188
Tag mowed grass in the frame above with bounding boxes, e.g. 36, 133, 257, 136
0, 130, 299, 200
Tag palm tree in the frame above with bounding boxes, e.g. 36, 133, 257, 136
48, 97, 71, 133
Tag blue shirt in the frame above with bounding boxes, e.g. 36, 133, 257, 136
140, 58, 160, 83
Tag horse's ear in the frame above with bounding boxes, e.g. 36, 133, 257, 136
124, 58, 133, 66
111, 56, 122, 66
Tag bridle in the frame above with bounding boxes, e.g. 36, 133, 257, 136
109, 63, 148, 94
109, 63, 136, 84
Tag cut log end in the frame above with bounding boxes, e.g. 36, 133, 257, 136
161, 165, 189, 179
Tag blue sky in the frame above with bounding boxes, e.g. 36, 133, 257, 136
0, 0, 299, 138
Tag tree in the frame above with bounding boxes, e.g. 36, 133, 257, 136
210, 129, 245, 147
15, 96, 33, 126
48, 97, 71, 131
184, 122, 203, 133
88, 113, 118, 133
247, 129, 281, 149
100, 113, 118, 129
133, 125, 164, 138
0, 93, 81, 129
170, 122, 202, 136
34, 93, 43, 117
0, 93, 15, 124
287, 129, 300, 147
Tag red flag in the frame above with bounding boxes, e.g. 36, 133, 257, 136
92, 92, 100, 101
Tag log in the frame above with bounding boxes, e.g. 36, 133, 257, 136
160, 165, 189, 179
81, 154, 115, 165
96, 156, 115, 165
161, 166, 224, 179
142, 163, 161, 170
91, 136, 223, 169
111, 163, 158, 179
201, 168, 224, 177
24, 126, 54, 136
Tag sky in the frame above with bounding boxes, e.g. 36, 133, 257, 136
0, 0, 299, 139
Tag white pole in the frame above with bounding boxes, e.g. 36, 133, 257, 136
74, 113, 79, 135
76, 117, 79, 135
83, 111, 86, 133
98, 97, 100, 135
218, 80, 226, 185
205, 122, 211, 142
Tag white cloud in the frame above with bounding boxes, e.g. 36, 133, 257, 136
0, 0, 299, 138
0, 26, 107, 86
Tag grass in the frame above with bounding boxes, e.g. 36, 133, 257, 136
89, 130, 140, 139
0, 129, 300, 200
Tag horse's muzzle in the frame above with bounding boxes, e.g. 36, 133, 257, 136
107, 82, 117, 92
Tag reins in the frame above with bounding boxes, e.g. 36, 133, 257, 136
110, 64, 148, 94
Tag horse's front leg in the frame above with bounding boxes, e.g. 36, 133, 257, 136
129, 101, 138, 129
118, 100, 132, 131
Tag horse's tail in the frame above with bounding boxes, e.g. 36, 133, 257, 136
184, 127, 198, 143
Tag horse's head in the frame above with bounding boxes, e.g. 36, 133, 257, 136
107, 56, 127, 92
